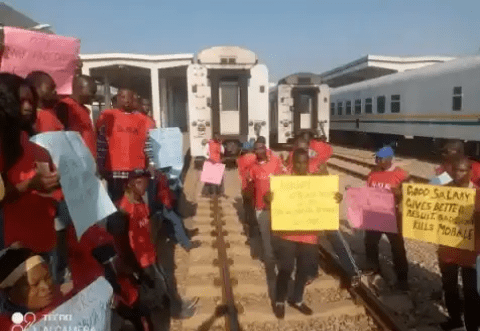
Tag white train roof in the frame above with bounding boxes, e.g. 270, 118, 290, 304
196, 46, 257, 65
331, 56, 480, 94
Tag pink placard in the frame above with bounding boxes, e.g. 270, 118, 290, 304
346, 187, 397, 233
201, 161, 225, 185
1, 27, 80, 95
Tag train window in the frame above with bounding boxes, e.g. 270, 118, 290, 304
377, 96, 385, 113
453, 86, 462, 111
299, 95, 313, 114
330, 102, 335, 115
354, 99, 361, 114
346, 101, 352, 115
220, 81, 239, 111
391, 95, 400, 113
365, 98, 372, 113
221, 58, 228, 64
228, 58, 236, 64
337, 102, 343, 115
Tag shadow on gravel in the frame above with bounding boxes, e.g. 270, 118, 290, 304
338, 219, 447, 327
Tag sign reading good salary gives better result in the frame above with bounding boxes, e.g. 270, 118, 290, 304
270, 175, 340, 231
402, 183, 476, 251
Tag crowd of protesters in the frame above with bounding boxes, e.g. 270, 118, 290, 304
0, 67, 199, 331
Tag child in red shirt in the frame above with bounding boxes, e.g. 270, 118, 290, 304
364, 146, 410, 291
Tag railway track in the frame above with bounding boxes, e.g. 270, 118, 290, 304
172, 165, 419, 331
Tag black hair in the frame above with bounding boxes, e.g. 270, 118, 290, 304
24, 71, 54, 89
0, 73, 24, 171
256, 136, 266, 144
0, 248, 34, 286
442, 139, 465, 154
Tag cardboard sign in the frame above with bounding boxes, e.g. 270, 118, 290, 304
31, 132, 117, 239
402, 183, 476, 250
346, 187, 397, 233
271, 175, 340, 231
201, 161, 225, 185
1, 27, 80, 95
26, 277, 113, 331
149, 127, 183, 170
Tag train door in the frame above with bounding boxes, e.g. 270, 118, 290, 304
209, 70, 250, 140
292, 88, 318, 138
317, 84, 330, 140
219, 80, 240, 135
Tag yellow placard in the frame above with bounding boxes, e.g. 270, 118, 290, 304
402, 183, 476, 251
270, 175, 340, 231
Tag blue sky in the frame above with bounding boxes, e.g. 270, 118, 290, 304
10, 0, 480, 82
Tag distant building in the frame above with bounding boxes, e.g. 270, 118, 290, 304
320, 55, 455, 88
0, 2, 54, 33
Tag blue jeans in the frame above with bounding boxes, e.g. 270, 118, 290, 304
162, 208, 192, 250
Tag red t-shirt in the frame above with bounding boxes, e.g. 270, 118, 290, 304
310, 140, 333, 169
248, 155, 285, 210
118, 196, 157, 268
95, 109, 150, 171
58, 97, 97, 159
237, 153, 257, 191
286, 149, 321, 173
438, 183, 480, 267
3, 135, 57, 253
367, 167, 409, 191
157, 172, 174, 210
136, 111, 156, 130
35, 108, 65, 133
208, 140, 222, 163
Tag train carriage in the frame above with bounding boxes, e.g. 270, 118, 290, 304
269, 73, 330, 146
187, 46, 269, 164
329, 56, 480, 154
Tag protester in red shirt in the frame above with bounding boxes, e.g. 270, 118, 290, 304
237, 147, 259, 243
202, 132, 226, 197
96, 88, 152, 202
247, 138, 284, 280
310, 135, 333, 166
54, 75, 98, 159
133, 93, 156, 130
436, 157, 480, 331
364, 146, 410, 291
25, 71, 64, 133
434, 140, 480, 186
268, 148, 342, 319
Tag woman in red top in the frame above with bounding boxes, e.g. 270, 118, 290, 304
268, 148, 342, 319
436, 157, 480, 331
364, 146, 410, 291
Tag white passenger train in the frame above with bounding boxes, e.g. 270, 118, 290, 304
329, 56, 480, 154
269, 73, 330, 145
187, 46, 269, 163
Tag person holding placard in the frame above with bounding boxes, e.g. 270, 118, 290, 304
437, 157, 480, 331
202, 132, 226, 197
268, 148, 342, 319
364, 146, 410, 291
237, 148, 259, 244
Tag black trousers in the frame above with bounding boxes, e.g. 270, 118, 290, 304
364, 230, 408, 281
439, 260, 480, 331
242, 194, 258, 238
273, 236, 319, 304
